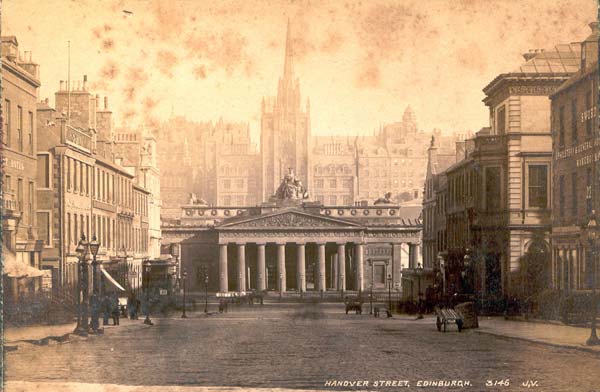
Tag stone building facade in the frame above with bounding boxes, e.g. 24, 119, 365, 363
1, 36, 43, 298
550, 22, 599, 294
36, 78, 153, 290
423, 40, 580, 300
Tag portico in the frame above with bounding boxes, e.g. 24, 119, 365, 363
214, 208, 421, 294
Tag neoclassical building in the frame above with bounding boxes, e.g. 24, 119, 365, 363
162, 174, 422, 294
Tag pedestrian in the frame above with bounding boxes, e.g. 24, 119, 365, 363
102, 294, 111, 326
135, 298, 141, 320
127, 292, 136, 320
111, 293, 120, 325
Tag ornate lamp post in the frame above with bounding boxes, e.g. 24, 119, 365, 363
181, 269, 188, 318
438, 253, 446, 304
416, 262, 424, 319
89, 235, 100, 332
368, 260, 374, 314
74, 234, 88, 336
143, 260, 153, 325
585, 213, 599, 345
387, 274, 392, 313
462, 248, 472, 296
204, 267, 209, 313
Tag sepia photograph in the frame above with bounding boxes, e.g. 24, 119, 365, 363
2, 0, 600, 390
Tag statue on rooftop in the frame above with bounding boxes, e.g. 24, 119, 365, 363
374, 192, 394, 205
274, 168, 309, 200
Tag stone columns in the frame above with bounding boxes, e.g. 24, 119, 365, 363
219, 244, 228, 292
277, 243, 286, 293
297, 243, 306, 293
333, 254, 338, 290
355, 243, 364, 292
256, 244, 266, 292
317, 243, 326, 292
237, 244, 246, 292
337, 243, 346, 291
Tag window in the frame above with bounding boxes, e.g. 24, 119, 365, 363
37, 212, 51, 246
17, 178, 23, 211
587, 167, 593, 215
5, 175, 11, 192
496, 105, 506, 135
74, 161, 78, 192
528, 165, 548, 208
342, 195, 352, 205
373, 264, 386, 288
4, 99, 10, 146
28, 112, 34, 154
342, 179, 352, 189
571, 172, 577, 216
223, 179, 231, 189
315, 195, 324, 204
329, 195, 337, 205
586, 91, 592, 136
67, 213, 71, 246
485, 167, 501, 211
28, 182, 34, 224
37, 154, 50, 188
66, 157, 71, 190
329, 179, 337, 189
559, 175, 565, 217
571, 99, 578, 145
74, 214, 78, 244
17, 106, 23, 152
223, 195, 231, 206
559, 105, 565, 146
235, 195, 244, 205
315, 179, 324, 189
235, 179, 244, 189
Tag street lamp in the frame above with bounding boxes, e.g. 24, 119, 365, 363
416, 262, 424, 319
462, 248, 472, 296
437, 253, 446, 305
204, 267, 209, 314
89, 235, 101, 333
182, 269, 188, 318
387, 274, 392, 313
143, 260, 153, 325
74, 234, 88, 336
585, 213, 599, 345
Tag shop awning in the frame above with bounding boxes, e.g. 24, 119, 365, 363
100, 266, 126, 291
2, 243, 45, 278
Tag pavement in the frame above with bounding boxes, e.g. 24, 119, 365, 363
5, 303, 600, 391
476, 316, 600, 354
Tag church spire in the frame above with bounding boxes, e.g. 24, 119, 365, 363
283, 18, 294, 81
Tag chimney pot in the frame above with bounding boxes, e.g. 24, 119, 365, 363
59, 80, 64, 90
45, 98, 49, 104
83, 75, 87, 90
590, 21, 599, 32
104, 96, 108, 110
95, 94, 99, 109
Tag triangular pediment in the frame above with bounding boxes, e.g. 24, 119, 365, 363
217, 209, 362, 229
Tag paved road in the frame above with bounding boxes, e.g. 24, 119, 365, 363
5, 303, 600, 391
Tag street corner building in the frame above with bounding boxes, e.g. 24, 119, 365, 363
34, 74, 162, 301
422, 28, 588, 306
1, 36, 45, 303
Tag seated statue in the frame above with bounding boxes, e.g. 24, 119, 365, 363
273, 168, 309, 201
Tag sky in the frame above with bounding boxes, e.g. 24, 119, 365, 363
2, 0, 597, 141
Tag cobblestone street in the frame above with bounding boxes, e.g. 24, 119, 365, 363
6, 303, 600, 391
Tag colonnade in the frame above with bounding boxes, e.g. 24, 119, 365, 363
218, 242, 365, 293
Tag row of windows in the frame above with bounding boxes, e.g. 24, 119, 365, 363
314, 165, 352, 175
3, 99, 34, 155
133, 190, 149, 217
558, 89, 594, 147
557, 167, 593, 219
61, 156, 136, 209
222, 178, 245, 190
313, 194, 353, 206
3, 175, 34, 224
314, 178, 352, 190
65, 212, 148, 253
220, 195, 257, 206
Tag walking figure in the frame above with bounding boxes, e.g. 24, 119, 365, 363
102, 294, 111, 326
111, 293, 120, 325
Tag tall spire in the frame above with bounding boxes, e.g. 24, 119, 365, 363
283, 18, 294, 80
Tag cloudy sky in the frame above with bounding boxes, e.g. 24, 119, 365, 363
3, 0, 596, 140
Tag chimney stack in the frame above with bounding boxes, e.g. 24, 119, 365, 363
95, 94, 99, 109
60, 80, 64, 90
104, 96, 108, 110
83, 75, 87, 90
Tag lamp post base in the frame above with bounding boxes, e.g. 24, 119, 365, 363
73, 326, 88, 337
144, 317, 154, 326
181, 313, 188, 318
586, 330, 600, 346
